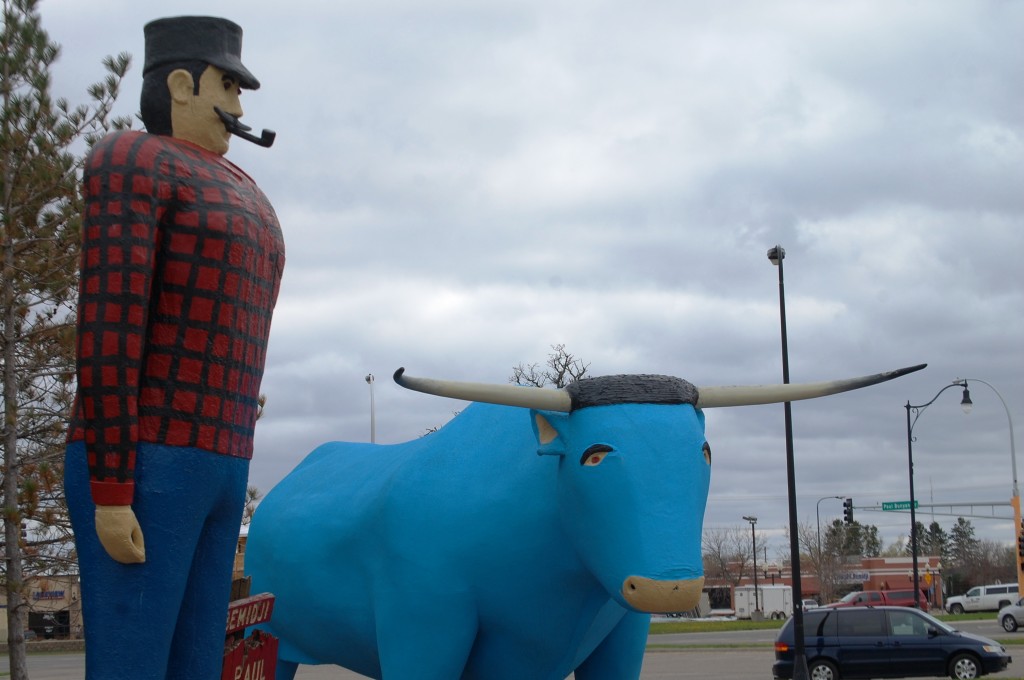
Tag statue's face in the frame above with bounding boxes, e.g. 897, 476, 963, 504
169, 65, 243, 155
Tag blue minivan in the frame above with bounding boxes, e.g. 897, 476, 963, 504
772, 606, 1011, 680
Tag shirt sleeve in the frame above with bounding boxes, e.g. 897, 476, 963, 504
75, 133, 165, 506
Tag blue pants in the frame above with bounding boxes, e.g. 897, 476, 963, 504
66, 441, 249, 680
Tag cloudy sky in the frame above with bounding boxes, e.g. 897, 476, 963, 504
45, 0, 1022, 560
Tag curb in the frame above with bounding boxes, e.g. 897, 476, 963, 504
0, 640, 85, 654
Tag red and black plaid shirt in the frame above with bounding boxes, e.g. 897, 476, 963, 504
68, 130, 285, 506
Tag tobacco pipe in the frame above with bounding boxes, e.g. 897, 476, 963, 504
214, 107, 276, 148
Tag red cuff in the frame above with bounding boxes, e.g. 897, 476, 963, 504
90, 480, 135, 506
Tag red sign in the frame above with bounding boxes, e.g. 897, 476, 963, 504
223, 593, 277, 680
222, 630, 277, 680
226, 593, 275, 635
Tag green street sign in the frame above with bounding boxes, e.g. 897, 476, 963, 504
882, 501, 918, 511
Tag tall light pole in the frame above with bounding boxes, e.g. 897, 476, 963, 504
816, 495, 844, 557
365, 373, 376, 443
767, 245, 808, 680
743, 515, 760, 615
953, 377, 1019, 596
906, 380, 972, 609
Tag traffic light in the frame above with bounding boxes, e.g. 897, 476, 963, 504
843, 498, 854, 524
1018, 521, 1024, 558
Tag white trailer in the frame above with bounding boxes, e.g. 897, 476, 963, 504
734, 584, 793, 620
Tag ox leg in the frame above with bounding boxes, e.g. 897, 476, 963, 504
573, 611, 649, 680
275, 659, 299, 680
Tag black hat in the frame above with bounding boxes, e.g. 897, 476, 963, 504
144, 16, 260, 90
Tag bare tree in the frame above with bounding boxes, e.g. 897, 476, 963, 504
702, 526, 761, 589
970, 539, 1015, 587
421, 410, 461, 437
881, 536, 908, 557
794, 521, 844, 604
424, 343, 590, 436
241, 486, 263, 527
510, 344, 590, 388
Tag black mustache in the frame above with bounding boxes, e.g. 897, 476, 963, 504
214, 107, 276, 148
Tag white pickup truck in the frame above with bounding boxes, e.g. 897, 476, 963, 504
945, 583, 1018, 614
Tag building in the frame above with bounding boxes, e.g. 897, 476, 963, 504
0, 574, 83, 640
712, 555, 945, 611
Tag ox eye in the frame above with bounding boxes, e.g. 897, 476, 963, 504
580, 444, 613, 466
702, 442, 711, 465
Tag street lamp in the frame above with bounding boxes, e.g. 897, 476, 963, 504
767, 245, 808, 680
905, 381, 971, 609
816, 496, 844, 556
953, 377, 1019, 596
365, 374, 376, 443
743, 515, 760, 615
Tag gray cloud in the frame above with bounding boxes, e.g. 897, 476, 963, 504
46, 0, 1023, 555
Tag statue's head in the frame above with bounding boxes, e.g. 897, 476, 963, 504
140, 16, 260, 155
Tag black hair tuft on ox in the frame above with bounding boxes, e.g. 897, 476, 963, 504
565, 375, 698, 411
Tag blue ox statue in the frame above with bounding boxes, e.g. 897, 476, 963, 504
246, 364, 923, 679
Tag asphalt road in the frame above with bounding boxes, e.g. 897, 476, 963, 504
1, 620, 1017, 679
0, 648, 774, 680
292, 649, 775, 679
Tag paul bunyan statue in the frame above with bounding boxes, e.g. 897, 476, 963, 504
65, 16, 284, 679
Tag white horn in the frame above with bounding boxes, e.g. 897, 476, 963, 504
393, 368, 572, 412
695, 364, 926, 408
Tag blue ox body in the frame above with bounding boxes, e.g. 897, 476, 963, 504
247, 375, 710, 680
246, 365, 923, 679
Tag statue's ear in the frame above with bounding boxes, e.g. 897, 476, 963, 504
166, 69, 195, 104
532, 410, 569, 457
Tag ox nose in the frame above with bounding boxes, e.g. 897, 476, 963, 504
621, 575, 705, 613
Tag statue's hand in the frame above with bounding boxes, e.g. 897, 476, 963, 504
95, 505, 146, 564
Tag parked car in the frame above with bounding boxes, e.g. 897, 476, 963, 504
772, 605, 1011, 680
998, 598, 1024, 632
947, 584, 1018, 615
803, 598, 820, 610
826, 589, 929, 611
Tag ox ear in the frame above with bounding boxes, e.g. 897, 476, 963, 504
532, 410, 569, 457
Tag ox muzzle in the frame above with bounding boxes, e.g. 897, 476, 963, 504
622, 575, 705, 613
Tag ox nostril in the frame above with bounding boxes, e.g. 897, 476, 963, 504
628, 581, 637, 591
